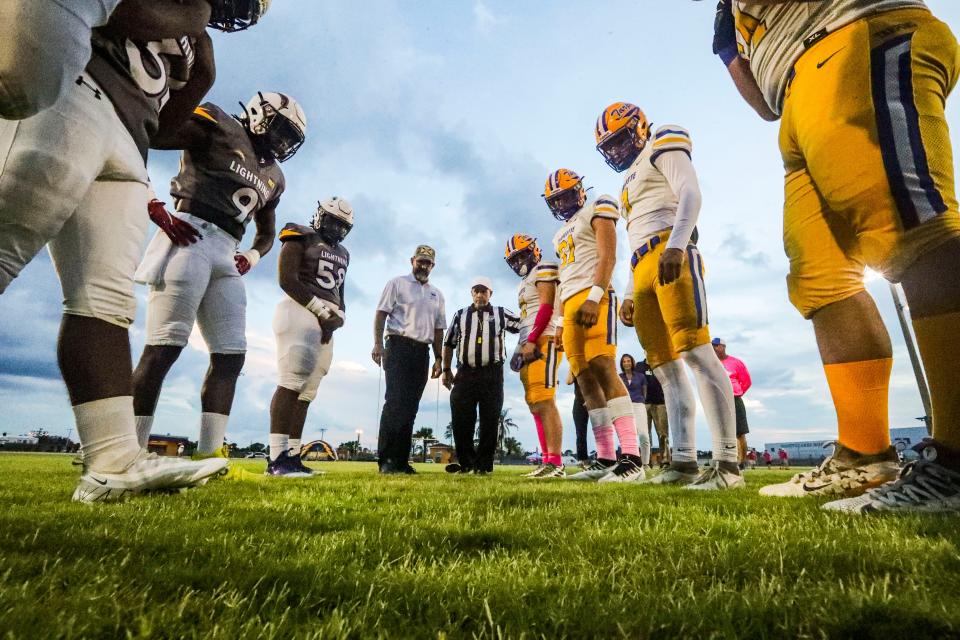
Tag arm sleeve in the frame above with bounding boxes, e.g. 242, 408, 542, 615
443, 310, 461, 348
338, 281, 346, 314
526, 303, 553, 343
655, 149, 702, 252
622, 262, 635, 300
376, 279, 396, 314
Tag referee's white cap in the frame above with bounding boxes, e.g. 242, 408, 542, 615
470, 276, 493, 292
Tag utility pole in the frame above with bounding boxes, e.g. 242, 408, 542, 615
318, 427, 327, 443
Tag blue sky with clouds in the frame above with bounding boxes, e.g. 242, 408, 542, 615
2, 0, 959, 454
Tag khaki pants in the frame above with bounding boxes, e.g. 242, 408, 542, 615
646, 403, 669, 464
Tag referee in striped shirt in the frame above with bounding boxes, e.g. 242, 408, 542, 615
442, 276, 521, 474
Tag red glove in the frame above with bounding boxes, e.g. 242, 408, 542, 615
234, 253, 252, 275
148, 199, 201, 246
234, 249, 260, 275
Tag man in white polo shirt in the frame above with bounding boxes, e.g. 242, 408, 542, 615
372, 245, 446, 474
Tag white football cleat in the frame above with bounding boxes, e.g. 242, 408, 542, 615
523, 465, 545, 478
566, 459, 616, 481
683, 463, 745, 491
759, 442, 899, 499
822, 440, 960, 514
598, 457, 646, 483
641, 465, 699, 486
532, 463, 566, 479
72, 452, 228, 503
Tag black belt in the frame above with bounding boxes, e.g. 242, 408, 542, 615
386, 334, 429, 346
456, 362, 503, 372
630, 235, 662, 269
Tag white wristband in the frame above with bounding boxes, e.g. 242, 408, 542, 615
240, 249, 260, 269
586, 285, 604, 303
553, 315, 564, 328
305, 297, 332, 319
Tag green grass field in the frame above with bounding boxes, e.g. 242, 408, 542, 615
1, 454, 959, 639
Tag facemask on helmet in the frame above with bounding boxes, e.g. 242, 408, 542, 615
543, 169, 587, 221
240, 91, 306, 162
504, 234, 542, 277
311, 197, 354, 246
595, 102, 650, 173
208, 0, 271, 32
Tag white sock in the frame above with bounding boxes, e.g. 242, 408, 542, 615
288, 438, 301, 457
75, 396, 140, 473
681, 343, 738, 464
198, 412, 229, 455
633, 403, 651, 465
654, 359, 697, 464
135, 415, 154, 449
269, 433, 288, 461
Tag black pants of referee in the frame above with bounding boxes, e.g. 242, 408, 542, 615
450, 364, 503, 473
378, 336, 430, 470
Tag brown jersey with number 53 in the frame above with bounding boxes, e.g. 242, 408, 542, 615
170, 102, 286, 241
278, 223, 350, 311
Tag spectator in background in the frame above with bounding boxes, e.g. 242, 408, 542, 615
569, 370, 591, 469
713, 338, 752, 468
639, 357, 669, 467
619, 354, 651, 471
763, 449, 773, 468
778, 447, 790, 470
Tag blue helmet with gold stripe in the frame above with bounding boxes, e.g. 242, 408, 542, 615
595, 102, 650, 172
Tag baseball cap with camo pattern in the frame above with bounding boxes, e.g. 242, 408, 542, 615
412, 245, 436, 263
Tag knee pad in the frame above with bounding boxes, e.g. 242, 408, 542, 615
277, 346, 318, 393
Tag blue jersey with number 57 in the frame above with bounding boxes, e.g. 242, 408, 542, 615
278, 223, 350, 311
171, 102, 286, 241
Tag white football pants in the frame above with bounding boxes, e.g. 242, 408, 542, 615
141, 213, 247, 354
0, 72, 148, 326
274, 297, 335, 403
0, 1, 120, 119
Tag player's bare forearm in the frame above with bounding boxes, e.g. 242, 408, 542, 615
153, 33, 215, 149
442, 346, 453, 372
106, 0, 211, 39
250, 206, 276, 257
433, 329, 444, 360
590, 218, 617, 289
727, 57, 779, 122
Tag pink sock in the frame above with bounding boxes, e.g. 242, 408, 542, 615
533, 414, 547, 457
593, 424, 616, 461
546, 453, 562, 466
614, 415, 640, 458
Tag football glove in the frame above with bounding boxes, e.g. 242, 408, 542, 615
712, 0, 739, 66
148, 199, 200, 246
234, 249, 260, 275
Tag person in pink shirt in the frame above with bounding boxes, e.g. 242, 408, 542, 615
713, 338, 752, 467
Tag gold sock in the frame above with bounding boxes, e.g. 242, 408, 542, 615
912, 311, 960, 450
823, 358, 892, 455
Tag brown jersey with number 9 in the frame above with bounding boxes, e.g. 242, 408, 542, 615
170, 102, 286, 241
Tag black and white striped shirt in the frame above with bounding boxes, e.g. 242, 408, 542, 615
444, 304, 521, 368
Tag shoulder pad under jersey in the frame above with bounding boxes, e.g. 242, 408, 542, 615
279, 222, 313, 241
651, 125, 692, 162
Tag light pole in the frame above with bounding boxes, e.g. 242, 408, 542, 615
356, 429, 363, 458
888, 282, 932, 433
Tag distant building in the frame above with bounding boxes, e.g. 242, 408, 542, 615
764, 427, 929, 463
0, 435, 38, 446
